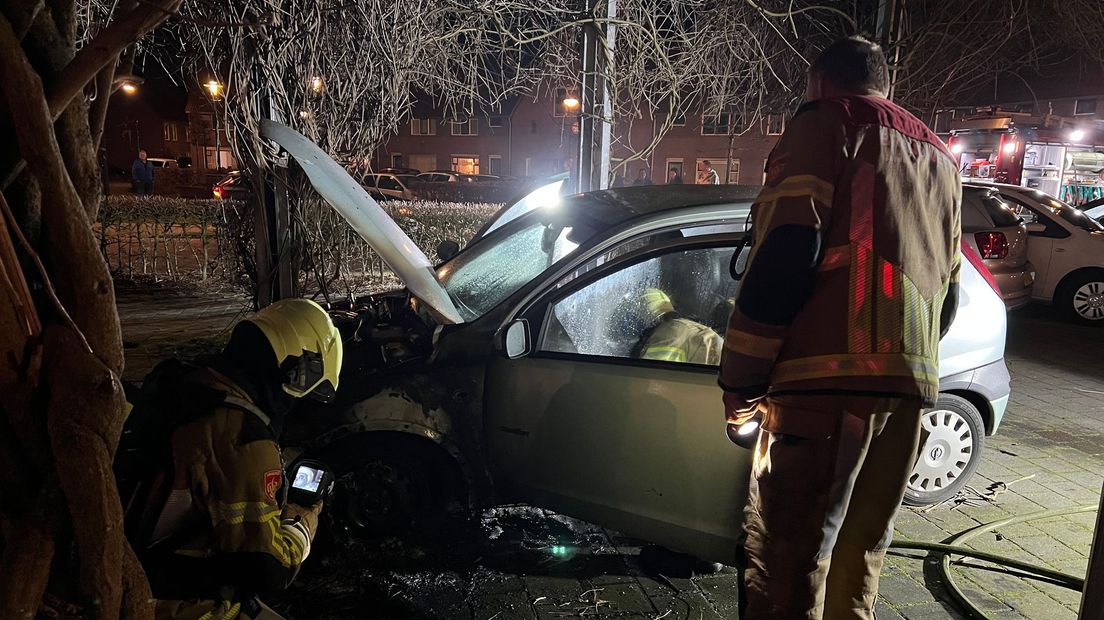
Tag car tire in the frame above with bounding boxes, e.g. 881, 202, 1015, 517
330, 446, 459, 540
902, 394, 985, 507
1055, 271, 1104, 325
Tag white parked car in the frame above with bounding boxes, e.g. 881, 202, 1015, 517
971, 183, 1104, 324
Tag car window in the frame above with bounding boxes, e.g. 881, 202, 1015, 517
377, 176, 401, 191
1040, 196, 1104, 232
978, 194, 1019, 227
438, 215, 588, 321
960, 193, 995, 229
1001, 195, 1069, 238
541, 246, 737, 366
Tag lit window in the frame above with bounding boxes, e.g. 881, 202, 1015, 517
411, 118, 436, 136
451, 155, 479, 174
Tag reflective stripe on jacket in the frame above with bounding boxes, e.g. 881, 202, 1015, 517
144, 369, 314, 601
642, 317, 723, 365
719, 96, 962, 407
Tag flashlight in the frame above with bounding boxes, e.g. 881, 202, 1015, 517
727, 414, 762, 449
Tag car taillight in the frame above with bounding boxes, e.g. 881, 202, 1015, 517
973, 231, 1008, 259
213, 186, 223, 199
961, 241, 1002, 297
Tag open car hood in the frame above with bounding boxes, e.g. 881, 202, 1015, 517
260, 120, 463, 324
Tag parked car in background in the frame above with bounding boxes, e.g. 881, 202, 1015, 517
211, 170, 250, 200
960, 185, 1034, 310
416, 171, 500, 183
364, 172, 417, 201
973, 183, 1104, 324
264, 119, 1012, 563
146, 157, 180, 169
378, 167, 421, 176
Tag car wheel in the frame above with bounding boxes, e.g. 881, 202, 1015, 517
1056, 271, 1104, 325
332, 447, 455, 539
902, 394, 985, 506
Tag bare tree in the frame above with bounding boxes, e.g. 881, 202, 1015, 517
0, 2, 183, 618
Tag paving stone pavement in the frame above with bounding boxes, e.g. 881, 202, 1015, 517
119, 293, 1104, 619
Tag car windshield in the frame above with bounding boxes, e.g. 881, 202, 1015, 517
436, 210, 595, 321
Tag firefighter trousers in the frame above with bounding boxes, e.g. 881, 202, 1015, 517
742, 395, 923, 620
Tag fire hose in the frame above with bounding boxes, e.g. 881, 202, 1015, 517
887, 504, 1098, 619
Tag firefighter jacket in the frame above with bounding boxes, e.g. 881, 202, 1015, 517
719, 95, 962, 409
641, 316, 724, 365
142, 368, 316, 602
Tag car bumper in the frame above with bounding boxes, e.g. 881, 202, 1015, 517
994, 266, 1034, 310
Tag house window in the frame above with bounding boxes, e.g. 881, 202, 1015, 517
524, 157, 533, 176
451, 155, 479, 174
410, 118, 436, 136
1075, 98, 1098, 116
671, 114, 686, 126
204, 147, 233, 170
451, 119, 477, 136
488, 116, 506, 128
701, 113, 732, 135
489, 155, 502, 176
727, 159, 741, 184
933, 109, 957, 134
163, 122, 179, 142
391, 153, 403, 169
765, 114, 785, 135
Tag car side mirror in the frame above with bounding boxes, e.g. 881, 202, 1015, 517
504, 320, 530, 359
1025, 222, 1047, 234
437, 240, 460, 261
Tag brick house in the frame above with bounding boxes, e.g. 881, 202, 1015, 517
375, 93, 784, 186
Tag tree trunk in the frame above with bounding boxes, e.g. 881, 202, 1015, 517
0, 1, 182, 617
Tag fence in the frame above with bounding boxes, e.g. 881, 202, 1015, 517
95, 195, 500, 298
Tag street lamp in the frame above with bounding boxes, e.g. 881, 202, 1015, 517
562, 96, 580, 112
309, 76, 325, 93
120, 82, 138, 95
112, 74, 144, 95
1070, 129, 1086, 143
203, 79, 225, 171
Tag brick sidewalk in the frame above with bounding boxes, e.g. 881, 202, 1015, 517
120, 294, 1104, 619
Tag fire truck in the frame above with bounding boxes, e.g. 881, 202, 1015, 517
947, 112, 1104, 206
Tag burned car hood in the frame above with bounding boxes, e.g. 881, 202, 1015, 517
261, 120, 463, 324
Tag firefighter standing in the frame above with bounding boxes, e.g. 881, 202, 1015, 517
719, 37, 961, 619
130, 299, 343, 620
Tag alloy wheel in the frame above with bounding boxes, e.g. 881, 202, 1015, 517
1073, 281, 1104, 321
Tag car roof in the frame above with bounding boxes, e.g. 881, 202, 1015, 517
556, 185, 762, 227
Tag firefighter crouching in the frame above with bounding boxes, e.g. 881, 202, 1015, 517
119, 299, 343, 620
637, 288, 723, 365
719, 37, 962, 619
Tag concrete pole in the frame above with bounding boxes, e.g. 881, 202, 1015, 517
1079, 481, 1104, 619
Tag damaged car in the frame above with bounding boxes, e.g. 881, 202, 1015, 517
262, 121, 1012, 565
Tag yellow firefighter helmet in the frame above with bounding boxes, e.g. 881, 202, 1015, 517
246, 298, 343, 402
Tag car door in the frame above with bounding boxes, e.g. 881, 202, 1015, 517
1002, 194, 1069, 299
484, 234, 750, 564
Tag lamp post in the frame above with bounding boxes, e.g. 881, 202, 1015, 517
204, 80, 224, 171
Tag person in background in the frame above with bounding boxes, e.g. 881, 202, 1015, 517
667, 168, 684, 184
697, 160, 719, 185
132, 149, 154, 195
633, 168, 653, 186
